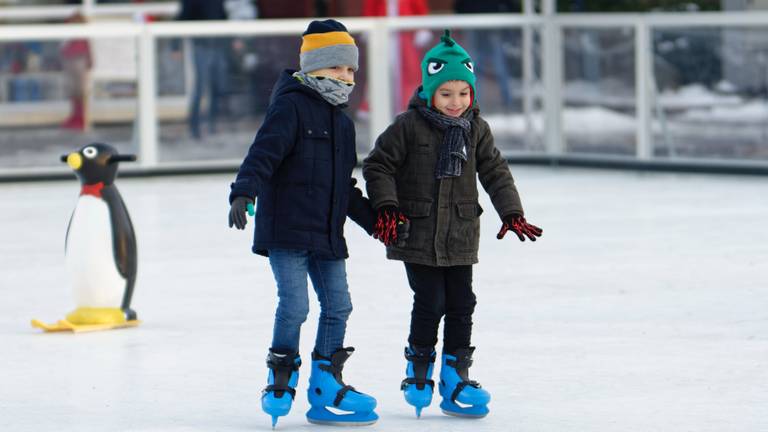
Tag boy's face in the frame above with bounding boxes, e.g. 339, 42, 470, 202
308, 65, 356, 83
432, 80, 471, 117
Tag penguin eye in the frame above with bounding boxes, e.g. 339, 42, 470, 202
82, 146, 98, 159
427, 61, 445, 75
464, 61, 474, 72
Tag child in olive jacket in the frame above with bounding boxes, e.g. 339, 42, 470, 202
363, 30, 542, 419
228, 19, 378, 427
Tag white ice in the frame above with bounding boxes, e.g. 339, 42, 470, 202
1, 167, 767, 432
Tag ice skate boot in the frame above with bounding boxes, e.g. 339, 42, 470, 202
438, 347, 490, 418
400, 345, 436, 418
306, 347, 378, 426
261, 349, 301, 428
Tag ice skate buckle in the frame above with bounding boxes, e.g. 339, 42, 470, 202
401, 377, 435, 391
262, 384, 297, 399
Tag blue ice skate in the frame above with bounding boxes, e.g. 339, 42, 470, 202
306, 347, 378, 426
261, 349, 301, 428
400, 345, 436, 418
438, 347, 491, 418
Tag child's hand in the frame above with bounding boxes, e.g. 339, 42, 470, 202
229, 196, 255, 230
374, 205, 410, 247
497, 214, 543, 242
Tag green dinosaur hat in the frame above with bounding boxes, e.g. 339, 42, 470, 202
419, 29, 476, 108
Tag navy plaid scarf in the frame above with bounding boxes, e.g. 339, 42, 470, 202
417, 106, 474, 179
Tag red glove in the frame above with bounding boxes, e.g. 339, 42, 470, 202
374, 205, 410, 247
497, 214, 543, 242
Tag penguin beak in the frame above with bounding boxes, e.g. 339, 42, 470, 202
108, 154, 137, 164
64, 153, 82, 170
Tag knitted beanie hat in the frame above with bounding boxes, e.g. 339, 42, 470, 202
300, 19, 358, 73
419, 30, 476, 108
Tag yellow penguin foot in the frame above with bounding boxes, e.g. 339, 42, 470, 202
31, 318, 140, 333
66, 307, 128, 325
32, 308, 139, 333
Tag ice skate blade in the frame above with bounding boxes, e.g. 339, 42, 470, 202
262, 394, 293, 427
306, 407, 378, 426
441, 408, 488, 418
440, 400, 489, 418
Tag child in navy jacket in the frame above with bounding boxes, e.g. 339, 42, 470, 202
228, 19, 378, 427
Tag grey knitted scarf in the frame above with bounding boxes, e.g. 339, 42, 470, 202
293, 71, 354, 106
417, 106, 474, 179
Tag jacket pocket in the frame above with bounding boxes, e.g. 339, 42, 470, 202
303, 127, 332, 161
451, 200, 481, 253
456, 202, 483, 219
397, 197, 433, 251
401, 197, 432, 218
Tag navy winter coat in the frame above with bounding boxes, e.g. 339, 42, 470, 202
229, 70, 375, 259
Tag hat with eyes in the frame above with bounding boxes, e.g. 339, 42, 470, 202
419, 29, 476, 108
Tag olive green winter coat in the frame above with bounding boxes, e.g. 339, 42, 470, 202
363, 94, 525, 267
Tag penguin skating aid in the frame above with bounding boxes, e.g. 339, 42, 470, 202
306, 348, 378, 426
31, 143, 139, 333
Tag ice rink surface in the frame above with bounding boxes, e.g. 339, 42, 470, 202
1, 167, 766, 432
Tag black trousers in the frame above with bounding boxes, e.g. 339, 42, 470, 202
404, 263, 476, 354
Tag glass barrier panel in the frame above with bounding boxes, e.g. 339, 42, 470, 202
0, 37, 139, 169
652, 27, 768, 161
156, 33, 370, 162
563, 27, 636, 156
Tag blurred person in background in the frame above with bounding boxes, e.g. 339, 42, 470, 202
454, 0, 520, 110
60, 13, 93, 131
176, 0, 228, 139
220, 0, 256, 119
359, 0, 431, 116
225, 0, 257, 19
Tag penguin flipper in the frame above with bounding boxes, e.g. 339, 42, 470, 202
102, 186, 138, 312
103, 187, 137, 280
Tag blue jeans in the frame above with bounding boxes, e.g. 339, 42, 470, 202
189, 39, 227, 138
268, 249, 353, 358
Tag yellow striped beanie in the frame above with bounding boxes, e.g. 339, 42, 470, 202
300, 19, 358, 73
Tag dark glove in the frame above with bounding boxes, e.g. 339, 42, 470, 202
373, 205, 410, 247
228, 196, 254, 230
497, 214, 543, 242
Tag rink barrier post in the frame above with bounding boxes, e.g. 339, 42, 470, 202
138, 26, 159, 168
542, 1, 564, 155
635, 19, 652, 160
